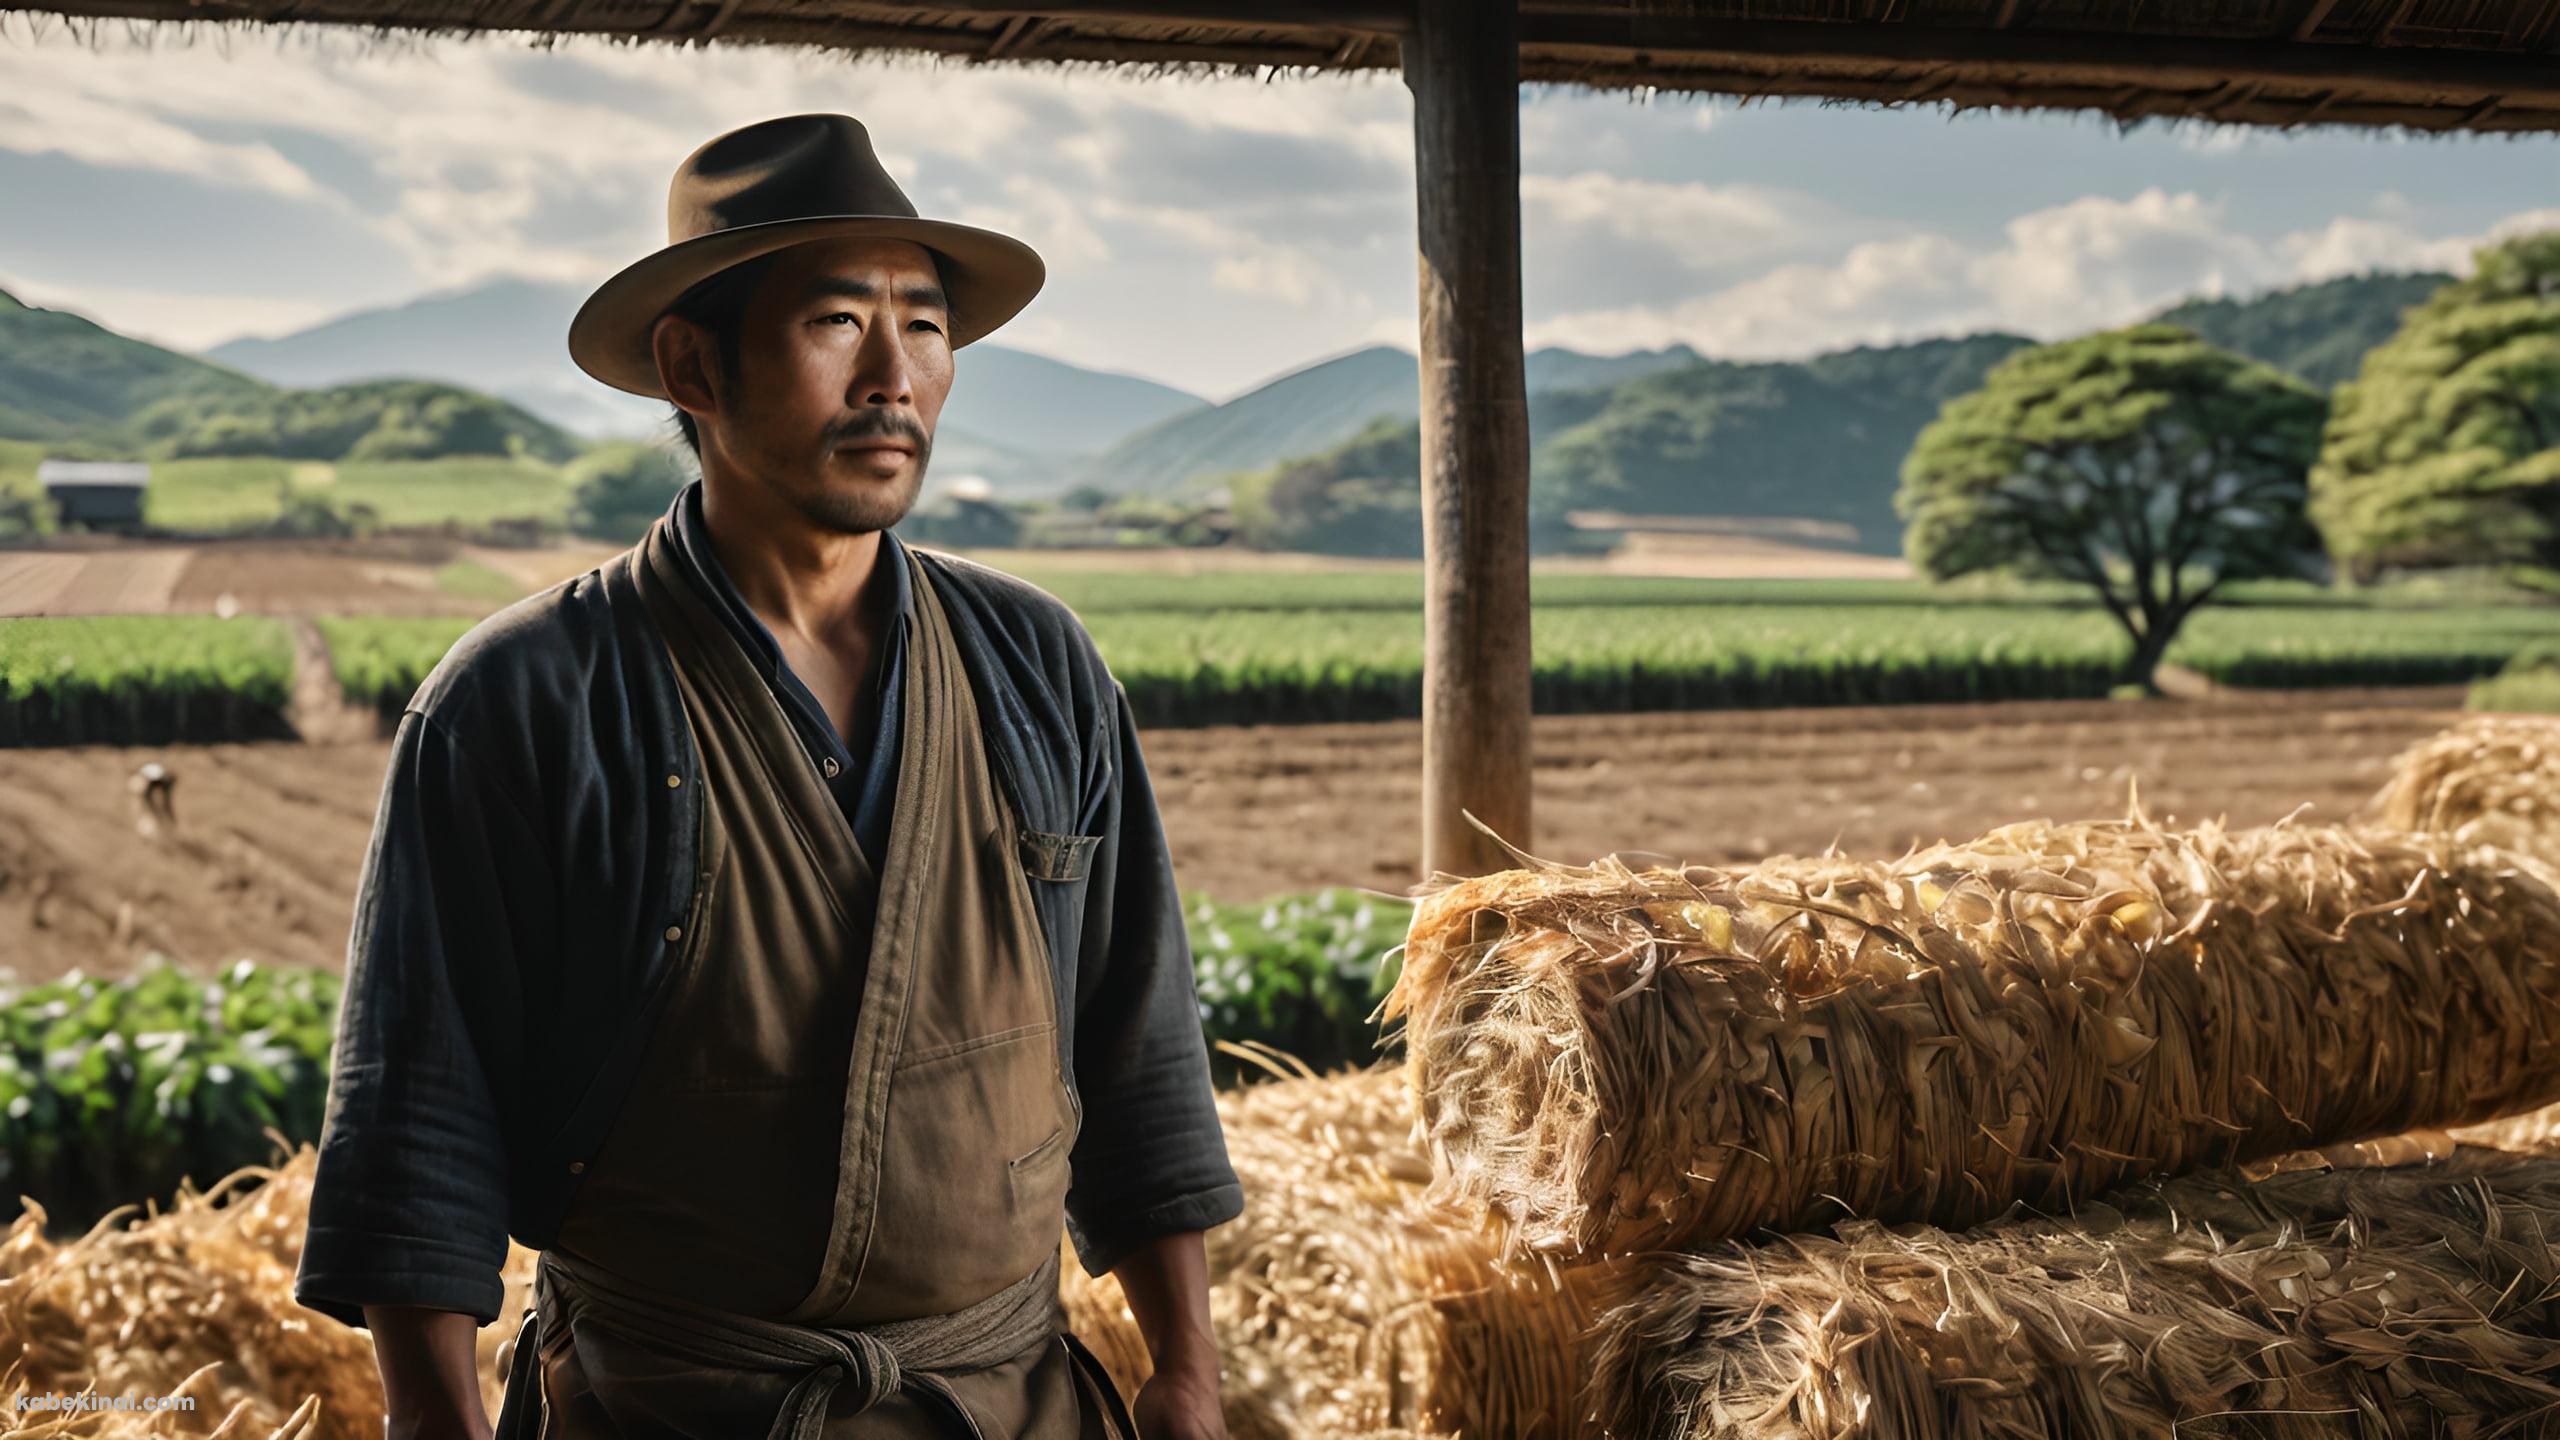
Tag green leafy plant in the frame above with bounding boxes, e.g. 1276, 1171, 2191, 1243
1186, 888, 1412, 1082
2469, 641, 2560, 714
0, 958, 339, 1231
0, 616, 296, 744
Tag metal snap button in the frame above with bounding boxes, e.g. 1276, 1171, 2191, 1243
664, 925, 683, 942
822, 756, 840, 779
568, 1160, 585, 1175
666, 773, 682, 788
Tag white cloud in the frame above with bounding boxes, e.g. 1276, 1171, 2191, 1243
1525, 188, 2560, 360
1211, 252, 1325, 306
2279, 215, 2479, 281
2484, 207, 2560, 245
0, 90, 320, 198
6, 23, 2559, 399
0, 267, 345, 351
1519, 171, 1819, 269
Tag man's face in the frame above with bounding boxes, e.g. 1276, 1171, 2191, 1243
679, 236, 955, 535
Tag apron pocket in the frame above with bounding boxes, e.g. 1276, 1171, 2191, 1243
1007, 1121, 1071, 1216
1018, 828, 1102, 882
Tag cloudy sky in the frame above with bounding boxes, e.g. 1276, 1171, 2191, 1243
2, 17, 2557, 401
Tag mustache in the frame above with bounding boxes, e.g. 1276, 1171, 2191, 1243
826, 410, 929, 450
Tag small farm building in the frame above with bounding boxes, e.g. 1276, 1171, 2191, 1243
37, 459, 149, 531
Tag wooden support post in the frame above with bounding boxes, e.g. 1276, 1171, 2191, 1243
1403, 0, 1532, 880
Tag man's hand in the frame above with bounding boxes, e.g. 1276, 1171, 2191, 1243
1108, 1229, 1226, 1440
1130, 1352, 1226, 1440
364, 1304, 494, 1440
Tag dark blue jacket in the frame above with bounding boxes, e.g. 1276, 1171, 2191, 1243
291, 487, 1244, 1330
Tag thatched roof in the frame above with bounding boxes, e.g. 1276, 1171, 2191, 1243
5, 0, 2560, 133
7, 0, 2558, 133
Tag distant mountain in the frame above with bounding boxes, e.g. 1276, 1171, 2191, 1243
0, 287, 579, 464
937, 345, 1199, 457
0, 286, 266, 445
2147, 270, 2450, 389
1526, 342, 1705, 393
206, 277, 1203, 491
1084, 341, 1704, 497
1230, 272, 2458, 559
209, 277, 674, 445
1532, 333, 2036, 551
1087, 345, 1415, 498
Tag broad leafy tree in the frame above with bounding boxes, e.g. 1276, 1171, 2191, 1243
2309, 232, 2560, 584
567, 441, 694, 544
1898, 324, 2327, 691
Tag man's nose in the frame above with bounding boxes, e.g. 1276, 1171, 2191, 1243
850, 320, 915, 407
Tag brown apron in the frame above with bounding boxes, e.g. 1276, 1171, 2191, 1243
489, 519, 1135, 1440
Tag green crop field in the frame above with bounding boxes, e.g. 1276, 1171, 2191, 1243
8, 560, 2556, 742
313, 616, 478, 711
292, 577, 2560, 731
0, 615, 297, 743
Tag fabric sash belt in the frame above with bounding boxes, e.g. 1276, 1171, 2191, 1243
494, 1246, 1065, 1440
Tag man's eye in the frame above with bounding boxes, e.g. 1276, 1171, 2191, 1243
911, 319, 943, 334
821, 313, 856, 325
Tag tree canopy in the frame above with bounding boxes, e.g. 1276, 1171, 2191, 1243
2309, 231, 2560, 585
566, 441, 694, 544
1898, 324, 2328, 688
123, 378, 582, 466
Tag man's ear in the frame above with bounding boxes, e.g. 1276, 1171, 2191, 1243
652, 313, 721, 429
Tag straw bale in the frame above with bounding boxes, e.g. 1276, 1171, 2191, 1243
2453, 1101, 2560, 1156
1382, 814, 2560, 1261
2368, 713, 2560, 860
1199, 1062, 1644, 1439
0, 1145, 536, 1440
1, 1096, 1482, 1440
1591, 1148, 2560, 1439
0, 1145, 534, 1440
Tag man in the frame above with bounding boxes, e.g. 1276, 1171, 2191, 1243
292, 113, 1242, 1440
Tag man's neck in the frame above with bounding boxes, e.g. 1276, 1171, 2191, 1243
698, 476, 892, 662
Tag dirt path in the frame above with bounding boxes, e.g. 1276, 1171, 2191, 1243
0, 549, 192, 616
285, 619, 380, 745
0, 688, 2472, 982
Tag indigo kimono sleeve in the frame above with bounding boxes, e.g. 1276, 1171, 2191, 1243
293, 708, 547, 1330
1061, 677, 1244, 1278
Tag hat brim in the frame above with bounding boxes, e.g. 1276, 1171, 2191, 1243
567, 214, 1045, 399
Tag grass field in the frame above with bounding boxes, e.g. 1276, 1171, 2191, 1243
47, 456, 576, 536
322, 457, 571, 530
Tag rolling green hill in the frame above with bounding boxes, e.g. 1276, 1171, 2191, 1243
1238, 334, 2034, 556
1534, 333, 2037, 549
0, 288, 580, 465
0, 286, 267, 446
1080, 341, 1706, 498
2147, 270, 2451, 389
1234, 271, 2463, 558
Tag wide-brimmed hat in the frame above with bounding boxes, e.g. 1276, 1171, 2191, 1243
568, 113, 1045, 399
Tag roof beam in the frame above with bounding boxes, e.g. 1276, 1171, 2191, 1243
2287, 0, 2343, 40
886, 0, 1413, 32
1516, 12, 2560, 112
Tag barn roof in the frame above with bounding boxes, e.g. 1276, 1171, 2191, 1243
7, 0, 2559, 134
